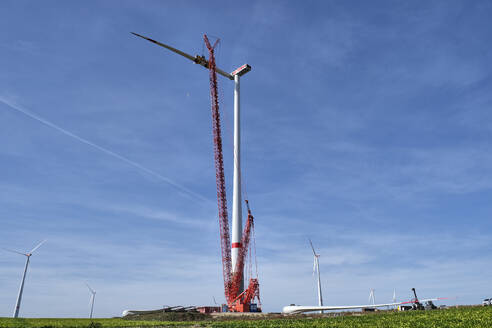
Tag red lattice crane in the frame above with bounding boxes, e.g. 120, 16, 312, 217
132, 32, 260, 312
204, 35, 260, 312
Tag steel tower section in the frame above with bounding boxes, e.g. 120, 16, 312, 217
13, 256, 30, 318
230, 64, 251, 295
231, 73, 243, 292
4, 240, 46, 318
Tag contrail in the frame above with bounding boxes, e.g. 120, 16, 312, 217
0, 97, 210, 203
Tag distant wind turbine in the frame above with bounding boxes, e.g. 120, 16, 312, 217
85, 282, 96, 319
2, 240, 46, 318
369, 288, 376, 306
309, 239, 323, 313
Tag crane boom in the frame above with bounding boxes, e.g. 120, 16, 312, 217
203, 35, 233, 302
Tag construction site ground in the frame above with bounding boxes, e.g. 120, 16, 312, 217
1, 305, 490, 327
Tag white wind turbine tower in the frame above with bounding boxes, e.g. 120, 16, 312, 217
2, 240, 46, 318
309, 239, 323, 312
85, 282, 96, 319
369, 288, 376, 306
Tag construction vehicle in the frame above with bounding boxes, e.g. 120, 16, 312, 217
411, 288, 425, 310
424, 300, 437, 310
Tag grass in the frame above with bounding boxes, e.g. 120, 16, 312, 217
0, 318, 190, 328
1, 306, 491, 328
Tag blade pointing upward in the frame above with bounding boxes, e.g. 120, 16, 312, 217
30, 240, 46, 254
309, 239, 317, 256
85, 282, 96, 294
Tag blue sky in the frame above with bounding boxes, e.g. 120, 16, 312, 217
1, 0, 492, 318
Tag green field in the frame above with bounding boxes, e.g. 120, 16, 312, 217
1, 306, 492, 328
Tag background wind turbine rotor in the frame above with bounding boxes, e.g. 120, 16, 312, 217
85, 282, 96, 294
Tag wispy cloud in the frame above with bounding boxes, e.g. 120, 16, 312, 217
0, 96, 210, 203
104, 203, 217, 229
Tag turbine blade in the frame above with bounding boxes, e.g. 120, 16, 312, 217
85, 282, 96, 294
30, 240, 46, 254
131, 32, 233, 80
313, 257, 316, 275
131, 32, 197, 63
1, 248, 26, 256
308, 239, 317, 256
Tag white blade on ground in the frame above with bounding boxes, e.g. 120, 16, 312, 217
283, 302, 404, 314
401, 297, 451, 304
